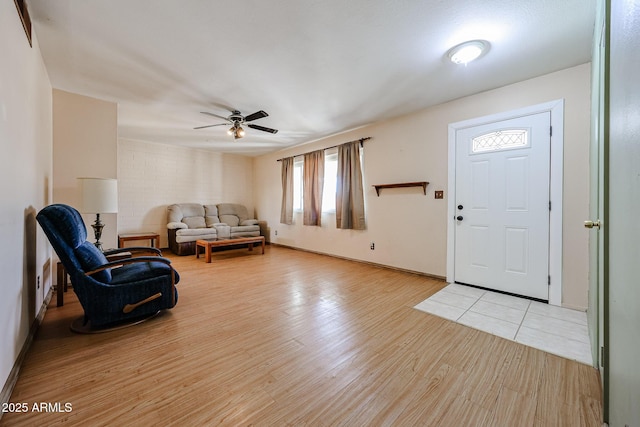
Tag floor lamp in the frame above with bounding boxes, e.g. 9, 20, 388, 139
78, 178, 118, 251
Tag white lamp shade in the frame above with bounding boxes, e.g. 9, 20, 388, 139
78, 178, 118, 214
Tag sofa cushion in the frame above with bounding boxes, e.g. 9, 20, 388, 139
219, 214, 240, 227
230, 225, 260, 234
182, 216, 207, 229
167, 222, 188, 230
176, 228, 218, 243
217, 203, 251, 222
75, 241, 112, 283
204, 205, 221, 227
176, 228, 217, 237
167, 203, 205, 223
175, 227, 217, 244
180, 204, 205, 217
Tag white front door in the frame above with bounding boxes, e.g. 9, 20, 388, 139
453, 112, 551, 300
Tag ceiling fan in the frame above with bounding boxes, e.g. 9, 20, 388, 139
194, 109, 278, 139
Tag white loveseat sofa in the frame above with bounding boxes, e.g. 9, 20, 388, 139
167, 203, 261, 255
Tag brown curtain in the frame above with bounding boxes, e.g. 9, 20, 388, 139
303, 150, 324, 226
336, 141, 365, 230
280, 157, 294, 224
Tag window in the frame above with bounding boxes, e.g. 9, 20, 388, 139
322, 152, 338, 212
292, 152, 338, 213
472, 129, 529, 153
293, 158, 303, 211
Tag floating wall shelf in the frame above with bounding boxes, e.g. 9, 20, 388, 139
373, 181, 429, 196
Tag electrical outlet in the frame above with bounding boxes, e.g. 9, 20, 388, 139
370, 242, 375, 250
275, 230, 278, 236
434, 190, 444, 199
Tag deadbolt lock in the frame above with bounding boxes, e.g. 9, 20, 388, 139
584, 220, 601, 229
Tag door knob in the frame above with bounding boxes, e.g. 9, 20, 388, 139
456, 215, 464, 221
584, 220, 601, 229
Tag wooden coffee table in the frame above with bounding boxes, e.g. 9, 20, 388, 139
195, 236, 265, 263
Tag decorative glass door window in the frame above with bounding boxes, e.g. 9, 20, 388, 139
471, 129, 529, 153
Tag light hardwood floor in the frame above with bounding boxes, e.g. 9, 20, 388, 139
2, 246, 602, 426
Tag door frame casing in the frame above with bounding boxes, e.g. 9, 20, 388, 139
446, 99, 564, 306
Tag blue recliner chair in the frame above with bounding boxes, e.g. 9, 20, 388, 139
37, 204, 178, 331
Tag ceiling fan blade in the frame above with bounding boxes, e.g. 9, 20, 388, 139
200, 111, 230, 121
247, 123, 278, 134
193, 123, 227, 130
208, 102, 236, 113
244, 110, 268, 122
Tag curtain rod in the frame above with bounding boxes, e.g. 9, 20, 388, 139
276, 137, 371, 162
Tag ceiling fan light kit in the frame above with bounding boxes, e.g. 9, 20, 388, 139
195, 109, 278, 140
447, 40, 490, 65
226, 124, 246, 139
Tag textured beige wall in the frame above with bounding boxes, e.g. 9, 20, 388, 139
117, 139, 255, 248
0, 3, 53, 396
254, 64, 591, 309
53, 90, 118, 249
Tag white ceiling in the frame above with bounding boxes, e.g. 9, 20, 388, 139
29, 0, 596, 156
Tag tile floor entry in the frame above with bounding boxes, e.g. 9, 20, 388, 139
414, 283, 593, 365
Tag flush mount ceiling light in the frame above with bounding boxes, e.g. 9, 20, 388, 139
447, 40, 490, 65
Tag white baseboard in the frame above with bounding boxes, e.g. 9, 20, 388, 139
0, 286, 53, 417
271, 243, 446, 281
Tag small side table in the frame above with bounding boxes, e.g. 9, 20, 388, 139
118, 232, 160, 248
